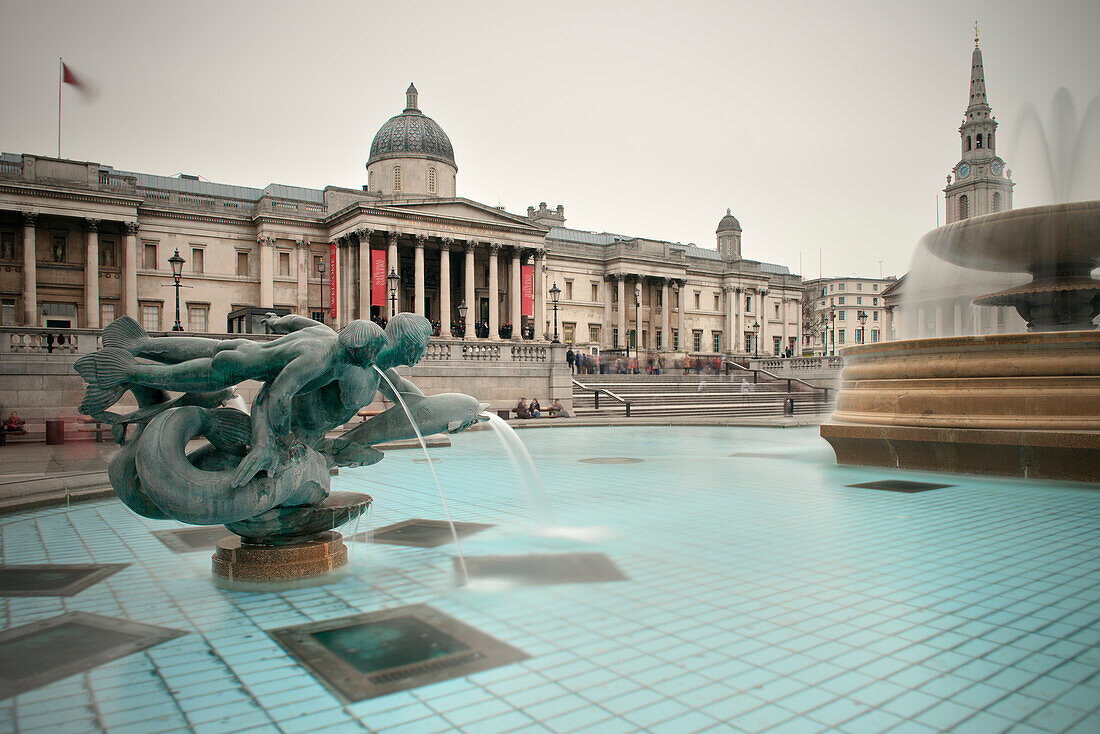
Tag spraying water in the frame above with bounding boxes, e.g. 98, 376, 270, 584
373, 366, 469, 585
485, 413, 555, 525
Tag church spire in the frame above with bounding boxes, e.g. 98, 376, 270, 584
966, 29, 990, 118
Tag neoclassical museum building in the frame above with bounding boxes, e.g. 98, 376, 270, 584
0, 83, 802, 358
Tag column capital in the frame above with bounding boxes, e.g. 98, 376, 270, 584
464, 240, 477, 253
534, 247, 547, 259
488, 242, 501, 254
440, 237, 454, 250
124, 221, 139, 235
295, 238, 311, 250
387, 231, 399, 246
84, 218, 100, 232
22, 211, 38, 227
355, 227, 373, 242
258, 233, 276, 248
414, 234, 427, 248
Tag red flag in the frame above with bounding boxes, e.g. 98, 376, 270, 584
329, 243, 338, 319
371, 250, 386, 307
61, 62, 96, 98
521, 265, 534, 316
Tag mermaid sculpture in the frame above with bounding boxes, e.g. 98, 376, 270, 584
75, 312, 487, 544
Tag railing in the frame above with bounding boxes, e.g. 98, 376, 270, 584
0, 161, 22, 177
756, 356, 844, 371
6, 330, 87, 354
722, 360, 832, 401
98, 172, 137, 190
572, 378, 631, 416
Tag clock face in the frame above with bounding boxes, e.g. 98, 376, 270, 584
958, 163, 971, 178
990, 160, 1003, 176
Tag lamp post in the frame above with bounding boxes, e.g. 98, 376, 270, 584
316, 258, 326, 324
386, 267, 400, 317
829, 309, 837, 356
168, 248, 185, 331
549, 282, 561, 343
857, 310, 868, 344
753, 320, 760, 357
457, 300, 467, 341
634, 283, 641, 362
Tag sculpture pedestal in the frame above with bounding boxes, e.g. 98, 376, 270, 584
212, 531, 349, 588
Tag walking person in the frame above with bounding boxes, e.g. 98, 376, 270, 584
566, 348, 575, 374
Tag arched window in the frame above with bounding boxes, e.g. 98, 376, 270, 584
992, 192, 1002, 212
368, 170, 374, 192
959, 195, 969, 219
966, 136, 972, 151
428, 167, 436, 194
393, 165, 402, 192
976, 133, 983, 149
988, 132, 994, 151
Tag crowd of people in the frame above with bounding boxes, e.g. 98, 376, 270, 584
512, 397, 569, 419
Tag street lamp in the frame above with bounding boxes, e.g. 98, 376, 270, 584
316, 258, 326, 323
549, 282, 561, 343
168, 248, 185, 331
457, 300, 467, 341
753, 320, 760, 357
386, 267, 400, 317
857, 310, 868, 344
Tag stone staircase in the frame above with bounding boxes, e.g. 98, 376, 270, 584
571, 373, 834, 419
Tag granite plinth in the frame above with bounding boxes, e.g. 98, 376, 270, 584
211, 531, 349, 587
821, 331, 1100, 483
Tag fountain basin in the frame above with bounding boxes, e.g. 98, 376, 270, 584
820, 331, 1100, 482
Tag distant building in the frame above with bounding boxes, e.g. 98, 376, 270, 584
801, 276, 897, 356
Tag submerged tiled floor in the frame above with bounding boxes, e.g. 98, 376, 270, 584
1, 426, 1098, 733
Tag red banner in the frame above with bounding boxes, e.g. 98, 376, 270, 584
521, 265, 534, 316
329, 243, 337, 318
371, 250, 386, 308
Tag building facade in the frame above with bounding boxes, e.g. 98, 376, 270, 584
1, 83, 803, 359
801, 277, 896, 356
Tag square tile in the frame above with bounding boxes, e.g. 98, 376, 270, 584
356, 519, 493, 548
0, 564, 128, 597
459, 553, 628, 586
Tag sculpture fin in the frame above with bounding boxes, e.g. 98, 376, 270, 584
74, 348, 136, 413
205, 407, 252, 456
101, 315, 151, 352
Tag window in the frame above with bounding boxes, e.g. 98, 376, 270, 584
774, 302, 780, 318
393, 165, 402, 191
692, 330, 703, 352
694, 292, 700, 309
142, 304, 161, 331
563, 322, 575, 345
773, 336, 781, 355
993, 191, 1003, 212
611, 287, 618, 304
143, 243, 157, 269
0, 232, 14, 260
838, 283, 846, 291
237, 251, 249, 276
828, 284, 834, 293
856, 297, 862, 305
53, 235, 67, 262
872, 297, 878, 305
873, 311, 879, 321
279, 251, 290, 276
712, 332, 721, 353
565, 281, 573, 300
656, 330, 662, 349
612, 327, 619, 348
428, 167, 436, 194
872, 329, 881, 342
713, 294, 720, 311
838, 329, 846, 344
191, 248, 204, 274
99, 241, 116, 267
589, 324, 600, 343
592, 283, 599, 301
672, 329, 679, 350
188, 305, 208, 332
966, 135, 972, 151
2, 298, 16, 325
311, 310, 324, 322
745, 295, 752, 311
368, 170, 374, 191
959, 195, 969, 219
873, 284, 879, 291
857, 283, 863, 291
745, 332, 753, 353
101, 303, 115, 324
838, 296, 845, 305
838, 310, 846, 320
976, 133, 983, 149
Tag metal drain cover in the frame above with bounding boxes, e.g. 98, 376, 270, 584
579, 457, 643, 464
846, 480, 954, 493
152, 526, 233, 553
269, 604, 528, 702
459, 552, 628, 586
0, 611, 186, 699
352, 519, 493, 548
0, 564, 128, 597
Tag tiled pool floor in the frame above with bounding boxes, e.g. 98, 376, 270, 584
1, 426, 1099, 733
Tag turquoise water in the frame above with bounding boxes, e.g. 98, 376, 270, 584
2, 426, 1099, 733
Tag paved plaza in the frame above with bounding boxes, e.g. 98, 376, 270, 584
1, 426, 1099, 733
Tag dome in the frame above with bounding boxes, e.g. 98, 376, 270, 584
367, 84, 456, 169
717, 208, 741, 233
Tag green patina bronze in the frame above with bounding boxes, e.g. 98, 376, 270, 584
75, 313, 487, 543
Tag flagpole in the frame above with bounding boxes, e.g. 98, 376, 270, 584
58, 57, 62, 158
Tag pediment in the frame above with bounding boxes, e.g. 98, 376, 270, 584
379, 198, 547, 233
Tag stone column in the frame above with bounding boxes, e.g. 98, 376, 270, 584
917, 308, 927, 338
660, 278, 670, 351
296, 239, 310, 315
616, 275, 626, 349
123, 222, 139, 319
971, 305, 982, 335
21, 212, 37, 325
733, 287, 743, 354
463, 241, 476, 335
509, 247, 522, 337
723, 286, 734, 354
258, 234, 275, 310
85, 219, 100, 328
357, 229, 372, 320
781, 297, 789, 353
414, 235, 426, 316
387, 232, 399, 315
677, 281, 687, 349
439, 238, 452, 334
603, 274, 615, 347
488, 243, 501, 339
341, 237, 354, 326
534, 249, 546, 340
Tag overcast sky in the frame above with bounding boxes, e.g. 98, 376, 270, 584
2, 0, 1097, 280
